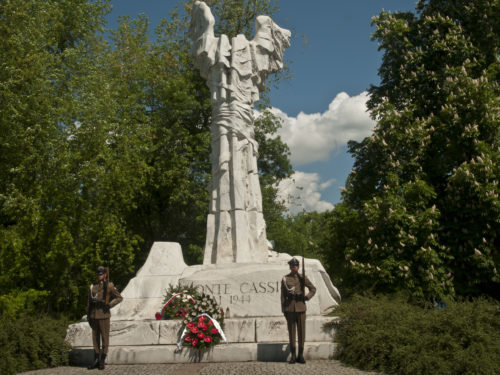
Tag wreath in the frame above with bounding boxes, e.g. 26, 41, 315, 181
155, 284, 227, 350
155, 292, 196, 320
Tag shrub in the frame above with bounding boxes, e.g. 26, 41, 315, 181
0, 315, 70, 375
0, 289, 50, 320
329, 295, 500, 375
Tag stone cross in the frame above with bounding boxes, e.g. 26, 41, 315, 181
189, 1, 291, 264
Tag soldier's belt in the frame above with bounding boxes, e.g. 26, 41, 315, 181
91, 300, 107, 308
288, 294, 305, 301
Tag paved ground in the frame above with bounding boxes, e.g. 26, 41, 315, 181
19, 361, 381, 375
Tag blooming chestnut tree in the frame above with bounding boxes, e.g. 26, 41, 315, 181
325, 0, 499, 300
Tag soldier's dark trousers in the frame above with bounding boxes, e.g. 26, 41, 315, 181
285, 312, 306, 350
90, 318, 110, 354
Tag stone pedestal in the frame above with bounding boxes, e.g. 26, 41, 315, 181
66, 242, 341, 363
109, 242, 340, 321
67, 316, 338, 364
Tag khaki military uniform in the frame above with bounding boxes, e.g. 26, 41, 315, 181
87, 281, 122, 354
281, 273, 316, 351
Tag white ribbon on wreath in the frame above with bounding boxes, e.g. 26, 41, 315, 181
177, 313, 227, 349
158, 292, 196, 317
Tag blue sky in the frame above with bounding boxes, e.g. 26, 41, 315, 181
106, 0, 419, 214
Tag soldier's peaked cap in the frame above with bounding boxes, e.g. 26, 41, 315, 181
96, 266, 106, 275
288, 258, 300, 266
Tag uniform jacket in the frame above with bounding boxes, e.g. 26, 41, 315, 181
281, 272, 316, 313
87, 280, 123, 320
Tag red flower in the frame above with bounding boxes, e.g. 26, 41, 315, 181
184, 335, 192, 342
211, 328, 219, 335
190, 327, 199, 334
187, 322, 194, 329
208, 320, 213, 326
197, 321, 204, 328
202, 324, 209, 331
155, 312, 162, 320
197, 332, 205, 339
192, 339, 198, 347
204, 336, 212, 343
199, 316, 206, 322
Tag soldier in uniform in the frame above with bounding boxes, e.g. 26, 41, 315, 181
87, 266, 123, 370
281, 257, 316, 364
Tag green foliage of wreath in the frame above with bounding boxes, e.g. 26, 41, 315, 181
158, 283, 199, 320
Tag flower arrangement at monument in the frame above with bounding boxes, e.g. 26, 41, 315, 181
156, 284, 226, 350
155, 284, 198, 320
180, 293, 226, 350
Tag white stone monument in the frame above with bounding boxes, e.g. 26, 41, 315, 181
66, 2, 341, 364
190, 0, 291, 264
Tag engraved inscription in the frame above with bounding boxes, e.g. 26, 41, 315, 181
189, 280, 280, 307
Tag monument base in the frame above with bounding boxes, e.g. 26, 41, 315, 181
67, 316, 337, 364
66, 242, 341, 363
70, 341, 336, 365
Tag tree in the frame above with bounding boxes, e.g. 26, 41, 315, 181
269, 210, 331, 263
0, 0, 139, 316
324, 0, 499, 300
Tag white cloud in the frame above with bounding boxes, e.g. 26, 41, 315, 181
271, 91, 375, 165
276, 171, 335, 215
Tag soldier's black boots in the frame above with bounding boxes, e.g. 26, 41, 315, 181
98, 353, 106, 370
289, 347, 296, 364
88, 352, 99, 370
297, 347, 306, 364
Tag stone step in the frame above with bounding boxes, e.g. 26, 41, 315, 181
66, 316, 338, 348
70, 341, 337, 365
